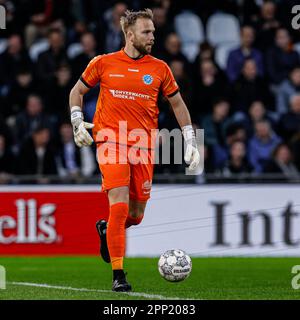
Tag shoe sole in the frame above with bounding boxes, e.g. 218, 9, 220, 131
113, 285, 132, 292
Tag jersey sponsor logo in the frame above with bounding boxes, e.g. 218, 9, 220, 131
109, 74, 125, 77
142, 74, 153, 85
109, 89, 150, 100
128, 68, 139, 72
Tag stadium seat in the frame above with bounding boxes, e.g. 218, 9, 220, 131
67, 43, 84, 59
29, 39, 49, 62
215, 42, 239, 70
206, 12, 240, 47
0, 38, 7, 54
181, 43, 201, 63
174, 10, 205, 62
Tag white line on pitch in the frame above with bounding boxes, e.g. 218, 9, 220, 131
9, 281, 185, 300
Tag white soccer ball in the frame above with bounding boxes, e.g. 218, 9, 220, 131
158, 249, 192, 282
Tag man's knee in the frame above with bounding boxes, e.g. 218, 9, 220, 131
130, 200, 147, 216
125, 211, 144, 228
108, 186, 129, 205
125, 201, 147, 228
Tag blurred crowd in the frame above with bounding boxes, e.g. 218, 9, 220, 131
1, 0, 300, 182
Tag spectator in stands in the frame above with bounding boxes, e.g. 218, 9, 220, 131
49, 1, 73, 28
68, 20, 89, 45
225, 123, 248, 147
44, 63, 73, 121
202, 98, 233, 169
169, 59, 192, 107
70, 31, 100, 123
151, 6, 174, 56
55, 123, 96, 179
264, 143, 299, 180
276, 66, 300, 116
0, 115, 14, 147
71, 0, 101, 27
0, 34, 32, 85
226, 25, 264, 83
266, 28, 300, 85
15, 94, 55, 146
0, 134, 15, 183
159, 32, 189, 66
96, 2, 127, 53
279, 94, 300, 142
193, 59, 229, 117
238, 0, 260, 26
36, 28, 69, 89
4, 68, 36, 119
202, 98, 232, 147
231, 59, 274, 113
158, 58, 193, 132
253, 0, 280, 52
192, 41, 217, 76
212, 123, 249, 171
239, 100, 276, 137
196, 41, 215, 63
71, 32, 98, 81
248, 119, 281, 173
220, 140, 253, 176
17, 126, 57, 178
24, 0, 55, 48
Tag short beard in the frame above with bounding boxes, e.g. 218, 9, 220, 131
132, 41, 151, 56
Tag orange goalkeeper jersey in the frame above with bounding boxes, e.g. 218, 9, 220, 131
80, 49, 179, 148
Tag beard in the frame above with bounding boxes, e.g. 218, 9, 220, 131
132, 39, 152, 55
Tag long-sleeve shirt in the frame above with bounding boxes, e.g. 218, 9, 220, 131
276, 80, 300, 115
266, 46, 300, 85
248, 134, 281, 173
226, 47, 264, 82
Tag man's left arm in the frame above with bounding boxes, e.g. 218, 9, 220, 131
167, 92, 200, 170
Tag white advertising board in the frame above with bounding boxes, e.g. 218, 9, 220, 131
126, 185, 300, 257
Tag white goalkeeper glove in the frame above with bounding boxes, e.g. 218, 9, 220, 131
182, 125, 200, 171
70, 106, 94, 147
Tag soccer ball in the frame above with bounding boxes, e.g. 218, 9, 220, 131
158, 249, 192, 282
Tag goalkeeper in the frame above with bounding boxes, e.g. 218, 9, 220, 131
69, 8, 200, 292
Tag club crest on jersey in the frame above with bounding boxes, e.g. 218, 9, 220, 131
142, 74, 153, 85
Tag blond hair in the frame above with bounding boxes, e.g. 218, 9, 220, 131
120, 9, 153, 36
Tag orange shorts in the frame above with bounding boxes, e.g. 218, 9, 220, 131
97, 143, 154, 202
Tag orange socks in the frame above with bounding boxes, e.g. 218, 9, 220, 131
107, 202, 128, 270
125, 214, 144, 228
107, 203, 144, 271
110, 257, 123, 270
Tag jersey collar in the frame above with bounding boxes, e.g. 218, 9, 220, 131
121, 48, 147, 62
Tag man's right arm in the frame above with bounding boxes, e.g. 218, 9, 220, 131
69, 79, 91, 111
69, 79, 94, 147
69, 55, 102, 147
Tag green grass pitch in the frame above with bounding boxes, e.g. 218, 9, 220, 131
0, 257, 300, 300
